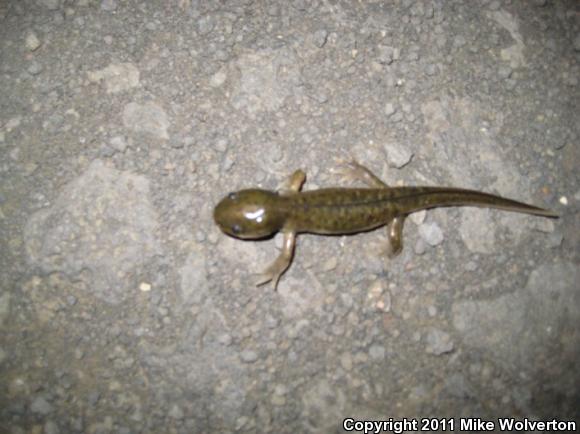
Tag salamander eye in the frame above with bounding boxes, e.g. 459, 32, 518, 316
231, 224, 242, 235
228, 192, 238, 201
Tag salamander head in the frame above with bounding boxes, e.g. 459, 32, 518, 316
214, 189, 287, 239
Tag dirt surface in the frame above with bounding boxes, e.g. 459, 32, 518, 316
1, 0, 579, 433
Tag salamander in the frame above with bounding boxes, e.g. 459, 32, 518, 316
213, 160, 558, 289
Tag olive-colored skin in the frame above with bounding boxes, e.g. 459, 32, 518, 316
215, 186, 556, 238
214, 162, 557, 289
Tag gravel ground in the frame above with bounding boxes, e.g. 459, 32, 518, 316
1, 1, 579, 433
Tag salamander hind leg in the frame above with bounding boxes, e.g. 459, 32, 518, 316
385, 216, 406, 257
333, 158, 388, 188
255, 231, 296, 290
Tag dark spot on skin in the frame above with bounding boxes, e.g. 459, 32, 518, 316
232, 224, 242, 234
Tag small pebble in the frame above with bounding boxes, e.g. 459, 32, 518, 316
428, 305, 437, 317
453, 35, 467, 48
195, 230, 206, 242
384, 103, 397, 117
425, 328, 454, 355
377, 45, 395, 64
28, 61, 43, 75
425, 64, 437, 76
31, 396, 53, 415
221, 153, 235, 172
322, 257, 338, 272
41, 0, 60, 9
25, 32, 42, 51
274, 384, 287, 396
376, 292, 391, 312
340, 352, 353, 371
407, 51, 420, 61
44, 420, 60, 434
410, 210, 426, 225
214, 138, 229, 152
139, 282, 151, 292
498, 65, 513, 80
271, 395, 286, 406
66, 295, 77, 306
265, 315, 280, 329
168, 404, 184, 419
87, 391, 100, 406
209, 70, 227, 88
574, 34, 580, 52
198, 16, 214, 35
465, 261, 478, 272
546, 231, 563, 248
74, 348, 84, 360
419, 222, 444, 246
385, 144, 413, 168
109, 136, 127, 152
368, 344, 386, 360
312, 29, 328, 48
100, 0, 118, 12
240, 349, 258, 363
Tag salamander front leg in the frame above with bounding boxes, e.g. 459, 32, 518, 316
280, 169, 306, 195
255, 231, 297, 290
333, 158, 389, 188
386, 216, 406, 257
